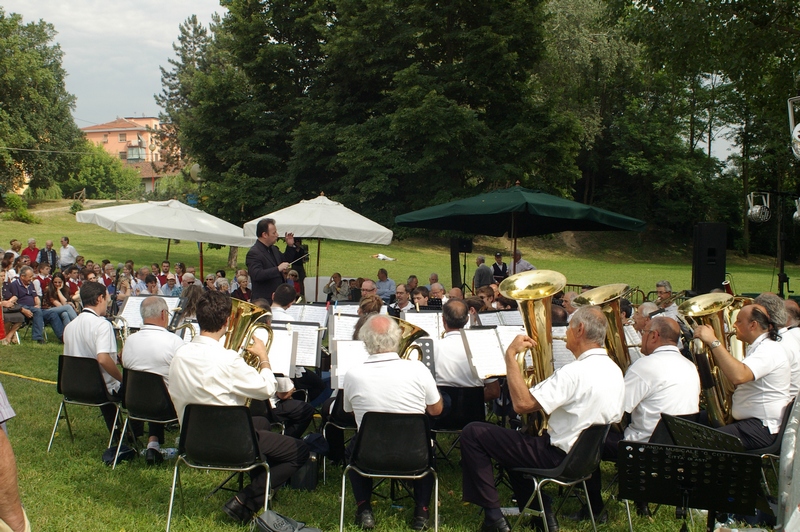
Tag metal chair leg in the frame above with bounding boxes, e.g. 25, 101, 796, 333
583, 480, 598, 532
166, 460, 181, 532
625, 500, 633, 532
47, 401, 74, 452
339, 465, 351, 532
107, 405, 121, 450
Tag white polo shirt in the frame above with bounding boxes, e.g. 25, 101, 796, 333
622, 345, 700, 442
733, 333, 791, 433
343, 352, 440, 428
531, 348, 624, 453
168, 335, 277, 425
122, 324, 185, 388
434, 331, 484, 387
63, 309, 119, 394
779, 327, 800, 396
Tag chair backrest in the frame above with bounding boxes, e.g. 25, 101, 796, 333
58, 355, 113, 404
122, 369, 177, 422
751, 397, 796, 455
179, 404, 261, 468
434, 386, 486, 430
351, 412, 432, 476
557, 424, 611, 481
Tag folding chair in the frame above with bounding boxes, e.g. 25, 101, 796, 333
166, 404, 270, 532
47, 355, 121, 452
747, 397, 796, 496
339, 412, 438, 532
510, 424, 611, 532
113, 369, 178, 469
431, 386, 485, 461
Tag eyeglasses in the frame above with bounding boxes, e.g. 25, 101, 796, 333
206, 277, 215, 281
361, 287, 376, 292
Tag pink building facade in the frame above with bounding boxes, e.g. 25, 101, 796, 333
82, 117, 161, 163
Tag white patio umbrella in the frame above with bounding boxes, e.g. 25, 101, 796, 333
77, 200, 255, 277
244, 194, 393, 300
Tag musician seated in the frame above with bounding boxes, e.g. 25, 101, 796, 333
694, 303, 791, 450
433, 300, 499, 429
410, 287, 429, 309
121, 296, 186, 464
581, 317, 700, 520
168, 291, 309, 524
343, 314, 442, 531
459, 306, 624, 532
388, 283, 413, 316
654, 280, 679, 320
784, 299, 800, 395
619, 298, 643, 366
757, 293, 800, 396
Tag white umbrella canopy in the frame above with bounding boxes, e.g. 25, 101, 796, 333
244, 195, 393, 301
77, 200, 255, 276
243, 195, 393, 244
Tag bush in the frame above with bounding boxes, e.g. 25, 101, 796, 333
1, 193, 41, 224
23, 183, 63, 201
69, 200, 84, 214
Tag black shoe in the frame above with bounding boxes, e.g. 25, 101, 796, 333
411, 515, 429, 530
355, 509, 375, 529
567, 504, 606, 525
37, 339, 46, 344
636, 501, 652, 517
222, 496, 253, 523
530, 513, 560, 532
481, 517, 511, 532
145, 447, 163, 465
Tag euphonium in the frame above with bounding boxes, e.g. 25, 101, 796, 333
572, 284, 632, 375
499, 269, 567, 435
725, 296, 754, 362
392, 317, 429, 361
223, 298, 273, 369
678, 293, 735, 427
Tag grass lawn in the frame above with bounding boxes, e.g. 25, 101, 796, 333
0, 200, 784, 530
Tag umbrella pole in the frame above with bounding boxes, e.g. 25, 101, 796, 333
512, 213, 517, 274
199, 242, 204, 279
165, 238, 171, 261
315, 238, 321, 303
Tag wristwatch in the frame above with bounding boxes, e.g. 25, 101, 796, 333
709, 340, 721, 349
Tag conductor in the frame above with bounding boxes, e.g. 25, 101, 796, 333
246, 218, 299, 304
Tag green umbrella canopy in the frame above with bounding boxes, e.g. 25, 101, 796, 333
395, 186, 646, 237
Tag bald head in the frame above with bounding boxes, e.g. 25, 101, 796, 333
785, 299, 800, 327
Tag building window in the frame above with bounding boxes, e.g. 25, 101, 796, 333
102, 134, 108, 143
119, 133, 127, 142
119, 151, 127, 160
127, 146, 145, 162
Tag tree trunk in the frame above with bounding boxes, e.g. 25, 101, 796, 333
227, 246, 238, 269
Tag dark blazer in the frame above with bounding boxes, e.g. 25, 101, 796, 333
246, 240, 298, 302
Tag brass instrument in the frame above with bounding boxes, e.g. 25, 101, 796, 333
678, 293, 735, 427
172, 322, 197, 341
725, 296, 753, 361
223, 298, 273, 369
110, 315, 130, 348
500, 269, 567, 435
572, 283, 633, 375
655, 289, 688, 307
392, 317, 429, 361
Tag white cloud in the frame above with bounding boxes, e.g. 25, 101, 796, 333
2, 0, 224, 125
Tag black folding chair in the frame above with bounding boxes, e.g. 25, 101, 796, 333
339, 412, 438, 532
47, 355, 121, 452
113, 369, 178, 469
510, 424, 611, 532
431, 386, 486, 461
747, 397, 796, 496
166, 404, 270, 532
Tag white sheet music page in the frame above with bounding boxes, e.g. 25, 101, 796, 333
552, 325, 574, 370
477, 312, 502, 327
286, 322, 321, 367
331, 314, 360, 341
332, 340, 370, 388
461, 328, 507, 378
400, 311, 440, 338
267, 329, 296, 377
498, 310, 523, 326
299, 305, 329, 328
496, 325, 526, 355
285, 305, 304, 322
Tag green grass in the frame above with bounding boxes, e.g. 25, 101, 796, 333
0, 200, 783, 531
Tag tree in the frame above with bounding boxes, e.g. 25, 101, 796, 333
61, 142, 142, 199
0, 9, 83, 193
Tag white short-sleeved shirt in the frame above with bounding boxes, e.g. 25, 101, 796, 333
343, 352, 440, 428
733, 333, 791, 433
168, 335, 277, 425
434, 331, 485, 387
531, 348, 624, 453
779, 327, 800, 396
59, 244, 79, 267
63, 309, 119, 394
122, 324, 185, 388
623, 345, 700, 442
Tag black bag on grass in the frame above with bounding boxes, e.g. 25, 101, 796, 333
102, 444, 136, 466
252, 509, 322, 532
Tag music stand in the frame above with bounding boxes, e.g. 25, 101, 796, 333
618, 441, 762, 532
662, 414, 745, 452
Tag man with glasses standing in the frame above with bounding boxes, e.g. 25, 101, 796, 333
246, 218, 299, 304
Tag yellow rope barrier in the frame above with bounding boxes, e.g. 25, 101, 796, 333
0, 370, 56, 385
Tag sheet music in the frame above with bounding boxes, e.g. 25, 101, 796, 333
285, 305, 304, 322
331, 340, 370, 388
180, 322, 201, 343
496, 325, 526, 355
552, 325, 574, 370
461, 328, 507, 378
256, 328, 296, 377
299, 305, 329, 328
118, 296, 181, 329
274, 321, 321, 367
477, 312, 502, 327
400, 311, 440, 338
331, 313, 360, 341
498, 310, 523, 326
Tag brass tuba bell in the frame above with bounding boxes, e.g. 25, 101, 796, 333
499, 269, 567, 435
224, 298, 273, 369
392, 317, 429, 360
572, 284, 632, 375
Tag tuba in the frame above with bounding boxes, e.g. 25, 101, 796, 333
678, 293, 735, 427
499, 270, 567, 435
223, 298, 273, 369
572, 284, 632, 375
725, 296, 753, 362
392, 317, 429, 361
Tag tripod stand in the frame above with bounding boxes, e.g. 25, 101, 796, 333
459, 252, 472, 296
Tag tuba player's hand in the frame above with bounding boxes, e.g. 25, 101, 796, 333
247, 335, 269, 365
505, 335, 536, 359
693, 324, 717, 346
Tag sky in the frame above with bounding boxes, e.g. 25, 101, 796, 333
2, 0, 224, 127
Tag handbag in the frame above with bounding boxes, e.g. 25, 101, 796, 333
251, 509, 322, 532
2, 304, 21, 313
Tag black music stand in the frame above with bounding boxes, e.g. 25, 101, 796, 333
662, 414, 745, 452
618, 441, 762, 532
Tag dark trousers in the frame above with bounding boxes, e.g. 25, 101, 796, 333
718, 418, 776, 450
292, 369, 325, 402
345, 436, 435, 511
272, 399, 315, 439
460, 422, 566, 510
321, 395, 357, 464
240, 416, 310, 510
585, 431, 624, 510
